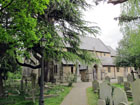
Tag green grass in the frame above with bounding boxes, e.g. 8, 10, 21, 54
112, 83, 124, 89
44, 85, 72, 105
86, 87, 98, 105
0, 85, 72, 105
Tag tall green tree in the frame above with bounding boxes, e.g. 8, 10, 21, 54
0, 0, 99, 95
115, 0, 140, 71
0, 0, 99, 69
0, 44, 20, 96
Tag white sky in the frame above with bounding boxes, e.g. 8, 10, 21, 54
83, 1, 123, 49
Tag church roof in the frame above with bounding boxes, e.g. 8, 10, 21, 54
99, 56, 115, 66
79, 36, 110, 53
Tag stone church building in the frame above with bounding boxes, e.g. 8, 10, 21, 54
53, 36, 132, 82
22, 36, 132, 82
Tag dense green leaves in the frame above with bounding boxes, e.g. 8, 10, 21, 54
0, 0, 99, 70
116, 0, 140, 68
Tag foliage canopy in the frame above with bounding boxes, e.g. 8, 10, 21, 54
0, 0, 99, 70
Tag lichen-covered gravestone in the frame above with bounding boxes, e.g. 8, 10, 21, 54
124, 82, 132, 98
99, 82, 112, 105
127, 74, 133, 82
113, 88, 128, 105
105, 76, 110, 83
97, 99, 106, 105
117, 76, 124, 84
92, 80, 99, 93
132, 79, 140, 105
124, 82, 131, 92
118, 102, 128, 105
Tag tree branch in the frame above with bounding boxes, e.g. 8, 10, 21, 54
32, 52, 41, 63
108, 0, 128, 5
16, 58, 41, 69
0, 0, 14, 12
114, 15, 140, 22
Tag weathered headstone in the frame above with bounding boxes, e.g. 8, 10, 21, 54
118, 102, 128, 105
97, 99, 106, 105
127, 74, 133, 82
124, 82, 132, 98
124, 82, 131, 92
99, 82, 112, 105
92, 80, 99, 93
132, 79, 140, 105
105, 76, 110, 83
113, 87, 128, 105
117, 76, 124, 84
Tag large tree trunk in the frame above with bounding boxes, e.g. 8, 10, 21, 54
0, 72, 3, 97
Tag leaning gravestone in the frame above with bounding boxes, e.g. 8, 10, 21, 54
113, 87, 128, 105
105, 76, 110, 83
99, 82, 112, 105
132, 79, 140, 105
92, 80, 99, 93
127, 74, 133, 82
117, 76, 124, 84
118, 102, 128, 105
97, 99, 106, 105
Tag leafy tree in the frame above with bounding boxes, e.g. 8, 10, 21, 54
0, 0, 99, 69
115, 0, 140, 69
0, 48, 20, 96
0, 0, 99, 97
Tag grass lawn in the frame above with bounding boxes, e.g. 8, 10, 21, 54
0, 85, 72, 105
86, 87, 98, 105
44, 85, 72, 105
112, 83, 124, 89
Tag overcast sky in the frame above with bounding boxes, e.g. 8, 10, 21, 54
83, 1, 123, 49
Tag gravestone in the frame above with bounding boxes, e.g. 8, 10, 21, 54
124, 82, 131, 92
113, 87, 128, 105
97, 99, 106, 105
92, 80, 99, 93
118, 102, 128, 105
132, 79, 140, 105
127, 74, 133, 82
117, 76, 124, 84
99, 82, 112, 105
105, 76, 110, 83
124, 82, 132, 98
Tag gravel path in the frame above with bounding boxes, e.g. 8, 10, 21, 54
60, 82, 92, 105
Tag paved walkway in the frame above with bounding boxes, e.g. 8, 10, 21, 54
61, 82, 92, 105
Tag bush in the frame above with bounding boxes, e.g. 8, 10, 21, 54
65, 73, 75, 87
